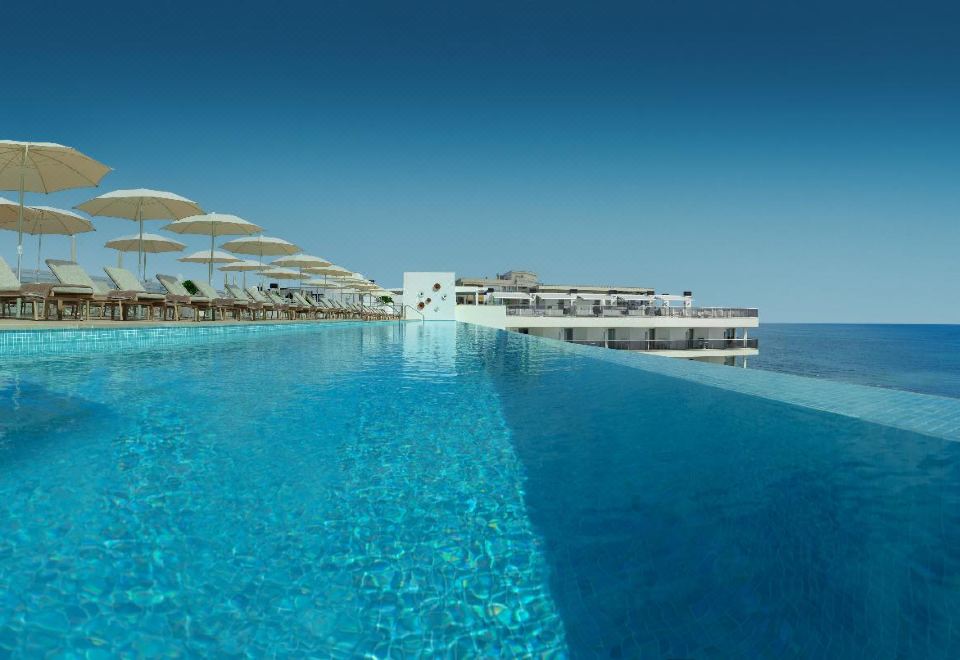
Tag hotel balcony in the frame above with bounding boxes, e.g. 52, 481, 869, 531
568, 337, 759, 351
503, 305, 759, 319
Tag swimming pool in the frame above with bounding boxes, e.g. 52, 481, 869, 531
1, 322, 959, 657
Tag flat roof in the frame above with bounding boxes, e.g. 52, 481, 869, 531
456, 278, 653, 294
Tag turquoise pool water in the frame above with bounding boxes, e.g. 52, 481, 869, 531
1, 322, 959, 657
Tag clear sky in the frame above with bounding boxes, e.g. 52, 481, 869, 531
2, 1, 958, 322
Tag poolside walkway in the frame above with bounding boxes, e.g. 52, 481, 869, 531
0, 317, 356, 331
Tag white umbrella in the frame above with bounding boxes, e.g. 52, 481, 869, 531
0, 140, 110, 280
0, 196, 24, 225
179, 249, 240, 264
221, 235, 300, 285
260, 267, 307, 280
303, 263, 351, 298
164, 213, 262, 284
271, 254, 331, 269
105, 233, 185, 272
219, 259, 264, 271
26, 206, 96, 280
270, 254, 330, 290
0, 205, 96, 281
221, 235, 300, 258
303, 278, 341, 288
218, 258, 264, 289
76, 188, 201, 283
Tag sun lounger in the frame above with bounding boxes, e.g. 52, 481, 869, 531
0, 256, 48, 320
224, 283, 264, 320
192, 281, 246, 321
265, 290, 303, 319
156, 274, 216, 321
317, 298, 347, 319
291, 291, 323, 318
104, 267, 173, 320
245, 287, 284, 320
46, 259, 130, 321
331, 300, 358, 319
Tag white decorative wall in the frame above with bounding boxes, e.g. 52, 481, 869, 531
402, 272, 456, 320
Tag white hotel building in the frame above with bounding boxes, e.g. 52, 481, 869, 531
445, 270, 758, 365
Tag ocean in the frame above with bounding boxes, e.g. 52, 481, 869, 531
750, 323, 960, 400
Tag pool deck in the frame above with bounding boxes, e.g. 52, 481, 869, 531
0, 318, 365, 331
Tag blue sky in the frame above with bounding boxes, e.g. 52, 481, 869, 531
2, 1, 958, 322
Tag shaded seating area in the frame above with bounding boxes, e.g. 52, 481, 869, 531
0, 256, 48, 320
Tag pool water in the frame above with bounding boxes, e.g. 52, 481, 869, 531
1, 322, 959, 657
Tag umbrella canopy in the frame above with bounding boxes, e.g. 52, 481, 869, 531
0, 196, 24, 225
0, 140, 110, 280
260, 267, 307, 280
271, 254, 331, 269
106, 232, 185, 271
270, 254, 330, 290
0, 204, 93, 235
218, 259, 264, 272
0, 205, 96, 280
106, 233, 185, 253
77, 189, 202, 283
164, 213, 263, 284
221, 235, 300, 286
303, 278, 340, 288
76, 188, 201, 220
220, 235, 300, 257
179, 250, 240, 264
0, 141, 111, 193
304, 264, 350, 276
218, 258, 265, 288
304, 264, 353, 296
164, 213, 261, 236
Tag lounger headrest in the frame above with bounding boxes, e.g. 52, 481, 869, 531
156, 274, 190, 297
0, 256, 20, 291
193, 281, 220, 299
46, 260, 97, 289
104, 267, 145, 292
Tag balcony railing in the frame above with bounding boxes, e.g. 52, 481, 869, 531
503, 305, 758, 319
567, 338, 759, 351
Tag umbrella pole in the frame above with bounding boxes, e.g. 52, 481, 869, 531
13, 149, 28, 318
137, 200, 144, 283
16, 169, 25, 282
35, 234, 42, 282
208, 226, 216, 284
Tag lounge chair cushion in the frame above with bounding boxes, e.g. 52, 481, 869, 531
225, 284, 251, 301
156, 274, 191, 297
0, 257, 23, 292
245, 287, 270, 304
104, 267, 146, 293
50, 285, 95, 296
192, 281, 224, 300
47, 259, 97, 289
